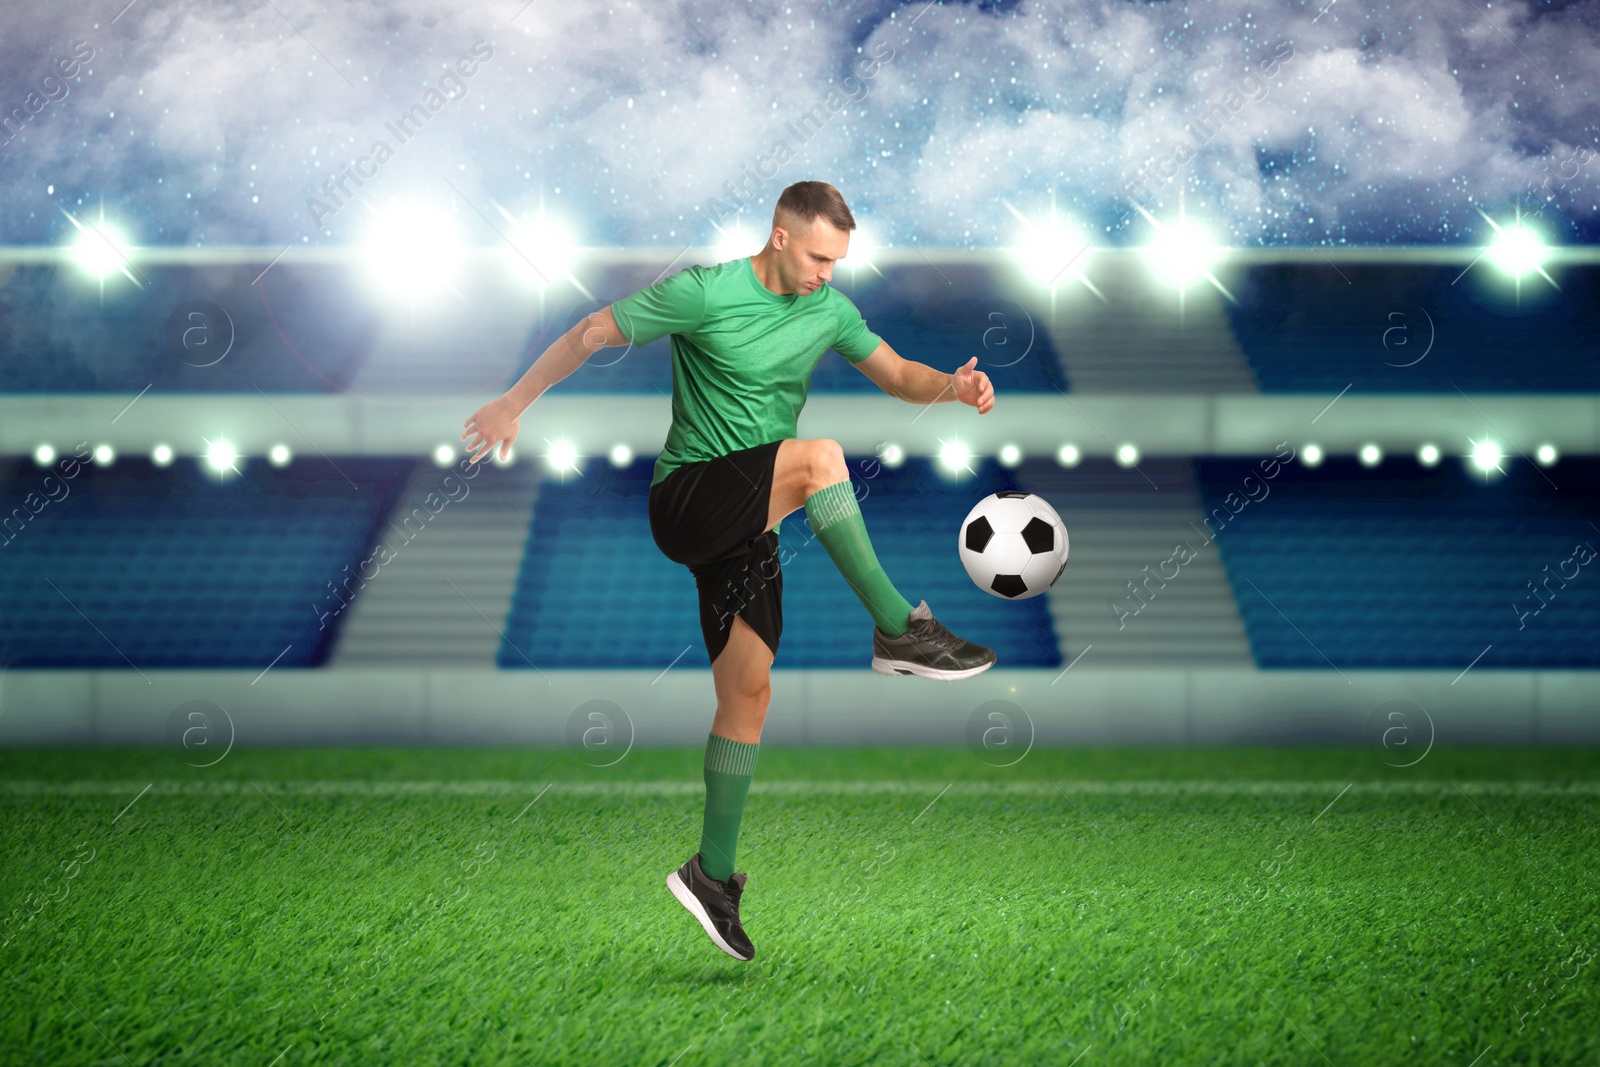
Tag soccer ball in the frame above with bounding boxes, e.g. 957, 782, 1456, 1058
958, 491, 1069, 599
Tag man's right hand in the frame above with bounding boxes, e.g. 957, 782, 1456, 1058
461, 394, 523, 464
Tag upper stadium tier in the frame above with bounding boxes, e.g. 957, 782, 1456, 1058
2, 251, 1595, 396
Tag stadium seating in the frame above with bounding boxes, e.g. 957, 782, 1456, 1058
0, 265, 380, 393
1227, 264, 1600, 393
1197, 456, 1600, 667
499, 455, 1063, 668
0, 457, 414, 667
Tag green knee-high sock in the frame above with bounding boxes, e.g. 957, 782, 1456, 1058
699, 732, 760, 883
805, 480, 916, 638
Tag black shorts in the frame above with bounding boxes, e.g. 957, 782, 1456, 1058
648, 440, 785, 666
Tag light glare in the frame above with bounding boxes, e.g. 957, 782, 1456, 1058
1470, 439, 1502, 472
361, 203, 464, 300
205, 438, 239, 474
937, 439, 972, 475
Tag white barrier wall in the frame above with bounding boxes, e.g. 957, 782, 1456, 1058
0, 667, 1594, 746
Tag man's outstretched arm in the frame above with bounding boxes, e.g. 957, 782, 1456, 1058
461, 306, 628, 463
852, 340, 994, 414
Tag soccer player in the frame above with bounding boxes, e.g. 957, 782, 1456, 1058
461, 180, 996, 961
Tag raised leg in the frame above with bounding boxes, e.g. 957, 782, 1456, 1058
765, 437, 848, 534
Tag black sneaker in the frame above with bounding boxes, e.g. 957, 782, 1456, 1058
667, 852, 755, 961
871, 599, 997, 680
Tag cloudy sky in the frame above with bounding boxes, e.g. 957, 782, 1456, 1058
0, 0, 1595, 249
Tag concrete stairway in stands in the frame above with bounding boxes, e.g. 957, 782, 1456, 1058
331, 461, 540, 665
1014, 458, 1255, 668
1039, 251, 1260, 394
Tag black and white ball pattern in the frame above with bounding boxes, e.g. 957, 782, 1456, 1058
958, 491, 1070, 600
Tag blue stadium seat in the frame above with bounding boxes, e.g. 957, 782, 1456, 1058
500, 455, 1062, 668
1226, 265, 1600, 393
0, 265, 381, 394
1197, 456, 1600, 668
0, 458, 413, 667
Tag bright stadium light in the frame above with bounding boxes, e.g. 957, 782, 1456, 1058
65, 215, 136, 282
1115, 443, 1140, 468
268, 444, 292, 467
433, 445, 455, 467
1056, 444, 1081, 468
1536, 443, 1559, 467
879, 443, 905, 468
937, 438, 973, 477
33, 444, 55, 467
1142, 216, 1225, 290
1302, 443, 1324, 467
1485, 220, 1550, 280
713, 221, 761, 265
360, 202, 465, 301
499, 205, 579, 288
204, 437, 240, 477
1418, 443, 1440, 467
151, 444, 174, 467
1469, 438, 1504, 476
544, 438, 579, 474
92, 444, 114, 467
1359, 443, 1382, 467
1006, 199, 1094, 288
844, 225, 879, 274
609, 443, 633, 468
998, 443, 1022, 468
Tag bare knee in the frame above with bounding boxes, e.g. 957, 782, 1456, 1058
804, 438, 847, 495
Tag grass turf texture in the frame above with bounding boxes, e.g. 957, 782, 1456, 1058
2, 747, 1597, 1066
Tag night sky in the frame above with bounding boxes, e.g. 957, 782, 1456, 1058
0, 0, 1596, 249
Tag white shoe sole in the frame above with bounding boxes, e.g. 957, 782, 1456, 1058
871, 655, 995, 681
667, 870, 752, 961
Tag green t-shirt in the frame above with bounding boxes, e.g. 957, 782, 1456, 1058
609, 255, 885, 488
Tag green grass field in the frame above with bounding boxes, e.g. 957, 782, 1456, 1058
3, 746, 1597, 1066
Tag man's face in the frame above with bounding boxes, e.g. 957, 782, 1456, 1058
778, 216, 850, 295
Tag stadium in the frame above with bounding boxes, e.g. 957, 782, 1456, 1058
3, 2, 1598, 1065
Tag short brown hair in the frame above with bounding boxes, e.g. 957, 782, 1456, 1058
773, 181, 856, 236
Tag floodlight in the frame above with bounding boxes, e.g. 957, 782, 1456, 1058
361, 202, 465, 300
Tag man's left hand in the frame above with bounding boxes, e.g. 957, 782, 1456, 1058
952, 356, 994, 415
